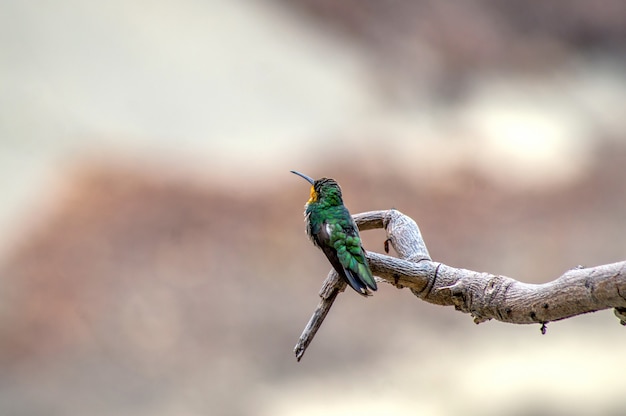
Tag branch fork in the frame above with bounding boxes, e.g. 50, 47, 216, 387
294, 209, 626, 361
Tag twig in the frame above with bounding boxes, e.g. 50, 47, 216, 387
294, 270, 345, 362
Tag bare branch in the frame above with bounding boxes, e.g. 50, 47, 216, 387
294, 270, 345, 362
294, 209, 626, 361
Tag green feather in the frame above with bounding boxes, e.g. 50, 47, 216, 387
295, 174, 377, 295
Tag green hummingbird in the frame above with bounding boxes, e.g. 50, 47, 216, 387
291, 171, 377, 296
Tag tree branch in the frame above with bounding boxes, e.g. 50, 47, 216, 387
294, 209, 626, 361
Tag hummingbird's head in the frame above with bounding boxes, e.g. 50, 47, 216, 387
291, 171, 343, 206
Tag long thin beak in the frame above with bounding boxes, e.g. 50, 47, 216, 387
290, 170, 315, 185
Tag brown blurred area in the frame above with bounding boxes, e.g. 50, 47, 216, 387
279, 0, 626, 98
281, 1, 626, 64
1, 144, 625, 415
1, 1, 625, 415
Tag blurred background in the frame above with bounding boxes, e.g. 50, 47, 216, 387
1, 0, 625, 415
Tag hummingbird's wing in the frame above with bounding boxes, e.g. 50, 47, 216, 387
318, 218, 378, 296
318, 241, 370, 296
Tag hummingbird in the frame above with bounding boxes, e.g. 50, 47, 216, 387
291, 171, 377, 296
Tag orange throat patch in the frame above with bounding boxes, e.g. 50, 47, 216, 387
307, 185, 318, 204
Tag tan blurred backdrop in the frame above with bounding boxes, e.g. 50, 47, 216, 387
1, 1, 625, 415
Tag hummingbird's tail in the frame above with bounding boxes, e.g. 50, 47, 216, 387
344, 267, 376, 297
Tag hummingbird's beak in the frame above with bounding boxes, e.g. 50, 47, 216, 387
290, 170, 315, 185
